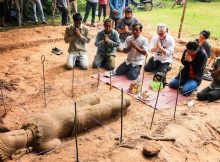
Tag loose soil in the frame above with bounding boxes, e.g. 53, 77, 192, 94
0, 24, 220, 162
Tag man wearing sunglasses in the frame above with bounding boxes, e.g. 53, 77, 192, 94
144, 24, 175, 74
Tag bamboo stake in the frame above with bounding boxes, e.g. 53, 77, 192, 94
178, 0, 188, 39
41, 55, 46, 108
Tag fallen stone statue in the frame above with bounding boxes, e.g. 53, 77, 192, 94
0, 94, 130, 161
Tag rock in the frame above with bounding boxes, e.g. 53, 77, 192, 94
143, 141, 161, 157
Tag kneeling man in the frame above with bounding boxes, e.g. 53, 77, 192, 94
115, 23, 148, 80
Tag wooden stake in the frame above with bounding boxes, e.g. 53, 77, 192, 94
72, 57, 75, 97
0, 86, 6, 116
74, 102, 79, 162
120, 88, 123, 143
150, 81, 162, 129
178, 0, 188, 39
174, 66, 182, 118
41, 55, 46, 108
97, 66, 100, 90
140, 55, 148, 92
109, 55, 112, 90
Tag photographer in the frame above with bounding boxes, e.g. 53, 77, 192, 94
64, 13, 91, 70
197, 58, 220, 102
116, 7, 139, 52
170, 41, 207, 96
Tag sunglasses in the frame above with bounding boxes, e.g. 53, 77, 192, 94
158, 33, 165, 36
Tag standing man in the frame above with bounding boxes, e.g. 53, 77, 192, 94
115, 23, 148, 80
170, 41, 207, 96
109, 0, 126, 29
116, 7, 139, 51
83, 0, 98, 27
31, 0, 46, 24
68, 0, 77, 16
98, 0, 108, 23
64, 13, 91, 70
56, 0, 68, 25
144, 24, 175, 74
14, 0, 23, 27
92, 18, 120, 70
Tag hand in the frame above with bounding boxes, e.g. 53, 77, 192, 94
104, 34, 109, 44
125, 25, 129, 33
211, 66, 220, 78
129, 40, 137, 49
75, 27, 81, 37
113, 10, 118, 16
185, 52, 192, 62
157, 40, 162, 50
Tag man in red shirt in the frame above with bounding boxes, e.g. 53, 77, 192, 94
169, 41, 207, 96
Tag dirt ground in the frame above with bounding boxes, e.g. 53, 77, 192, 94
0, 24, 220, 162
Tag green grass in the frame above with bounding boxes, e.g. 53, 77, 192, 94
134, 1, 220, 40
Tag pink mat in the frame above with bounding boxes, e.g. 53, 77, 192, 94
92, 73, 189, 109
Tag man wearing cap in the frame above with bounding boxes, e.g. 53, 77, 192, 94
144, 24, 175, 74
197, 30, 211, 58
116, 7, 140, 52
170, 41, 207, 96
115, 23, 148, 80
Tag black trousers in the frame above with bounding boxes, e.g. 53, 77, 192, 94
144, 56, 170, 74
83, 1, 97, 23
98, 4, 107, 17
197, 86, 220, 102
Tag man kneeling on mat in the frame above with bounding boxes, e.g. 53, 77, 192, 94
197, 57, 220, 102
92, 18, 120, 70
115, 23, 148, 80
170, 41, 207, 96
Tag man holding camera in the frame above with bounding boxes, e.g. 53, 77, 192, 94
64, 13, 91, 70
197, 57, 220, 102
116, 7, 139, 52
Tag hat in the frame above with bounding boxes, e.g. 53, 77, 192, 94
200, 30, 210, 39
157, 24, 168, 34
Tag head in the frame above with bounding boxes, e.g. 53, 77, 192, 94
124, 7, 133, 20
132, 23, 143, 38
73, 13, 82, 28
198, 30, 210, 45
157, 24, 168, 40
186, 41, 199, 55
104, 18, 113, 34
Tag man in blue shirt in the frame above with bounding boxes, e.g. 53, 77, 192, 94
109, 0, 126, 29
92, 18, 120, 70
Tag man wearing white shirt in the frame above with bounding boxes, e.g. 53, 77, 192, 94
144, 24, 175, 74
116, 23, 148, 80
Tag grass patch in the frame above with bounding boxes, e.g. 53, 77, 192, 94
134, 1, 220, 40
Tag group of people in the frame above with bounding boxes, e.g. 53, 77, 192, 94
0, 0, 131, 27
64, 6, 220, 102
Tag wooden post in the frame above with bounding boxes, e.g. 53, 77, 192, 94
41, 55, 46, 108
178, 0, 188, 39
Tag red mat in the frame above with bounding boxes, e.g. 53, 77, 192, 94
92, 73, 189, 109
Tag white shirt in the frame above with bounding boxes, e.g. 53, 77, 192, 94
88, 0, 98, 3
149, 33, 175, 64
124, 35, 149, 67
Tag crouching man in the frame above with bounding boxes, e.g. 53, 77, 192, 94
115, 23, 148, 80
197, 57, 220, 102
64, 13, 91, 70
92, 18, 120, 70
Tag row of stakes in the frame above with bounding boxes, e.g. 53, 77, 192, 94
0, 54, 182, 161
